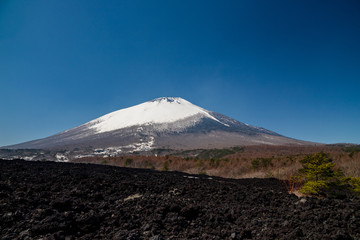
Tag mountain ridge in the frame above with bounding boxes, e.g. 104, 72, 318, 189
1, 97, 316, 156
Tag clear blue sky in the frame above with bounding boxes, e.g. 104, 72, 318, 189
1, 0, 360, 146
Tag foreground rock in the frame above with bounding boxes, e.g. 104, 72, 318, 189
1, 160, 359, 239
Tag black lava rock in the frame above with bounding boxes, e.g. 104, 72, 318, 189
1, 159, 359, 239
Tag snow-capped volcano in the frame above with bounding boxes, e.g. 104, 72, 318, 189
2, 97, 313, 155
88, 97, 228, 133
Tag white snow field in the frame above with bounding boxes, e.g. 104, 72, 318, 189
88, 97, 227, 133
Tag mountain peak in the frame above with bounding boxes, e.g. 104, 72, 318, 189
87, 97, 216, 133
150, 97, 187, 104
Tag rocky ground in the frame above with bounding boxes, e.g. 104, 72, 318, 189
1, 160, 359, 240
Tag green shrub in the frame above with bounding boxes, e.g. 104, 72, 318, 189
161, 161, 169, 171
296, 153, 340, 196
251, 158, 273, 169
342, 145, 360, 153
210, 158, 221, 168
101, 160, 108, 165
293, 152, 360, 197
251, 159, 260, 169
261, 158, 273, 168
124, 158, 133, 166
341, 177, 360, 196
299, 152, 339, 182
300, 180, 328, 195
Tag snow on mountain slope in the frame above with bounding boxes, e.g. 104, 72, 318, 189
88, 97, 228, 133
1, 96, 316, 155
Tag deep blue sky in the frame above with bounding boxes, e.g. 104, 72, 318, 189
1, 0, 360, 146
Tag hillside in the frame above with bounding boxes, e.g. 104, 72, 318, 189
1, 97, 313, 156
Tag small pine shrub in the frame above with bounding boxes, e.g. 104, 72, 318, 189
297, 153, 340, 196
300, 180, 328, 195
341, 177, 360, 196
261, 158, 273, 168
124, 158, 133, 166
251, 158, 273, 169
292, 152, 359, 197
299, 152, 338, 182
162, 161, 169, 171
210, 158, 220, 168
350, 178, 360, 195
101, 160, 108, 165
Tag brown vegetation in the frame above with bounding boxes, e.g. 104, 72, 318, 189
72, 144, 360, 180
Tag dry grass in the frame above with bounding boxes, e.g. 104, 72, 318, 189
72, 145, 360, 179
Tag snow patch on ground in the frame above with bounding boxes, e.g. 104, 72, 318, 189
55, 153, 69, 162
119, 136, 155, 153
74, 137, 156, 159
74, 154, 95, 159
252, 140, 276, 145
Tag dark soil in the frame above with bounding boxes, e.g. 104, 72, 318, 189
1, 160, 359, 240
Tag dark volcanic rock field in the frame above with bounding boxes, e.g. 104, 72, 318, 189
1, 160, 359, 240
